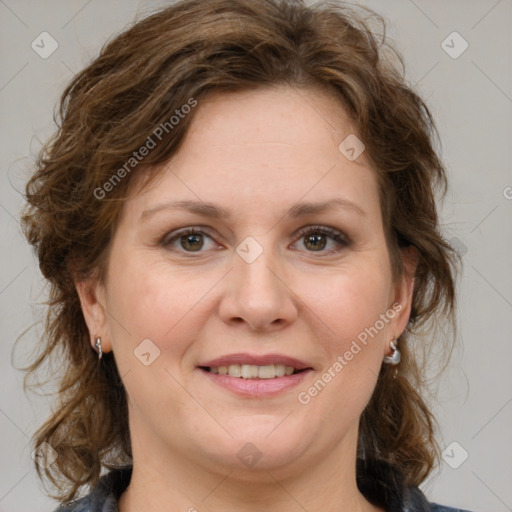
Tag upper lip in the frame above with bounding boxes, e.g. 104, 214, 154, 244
199, 353, 312, 371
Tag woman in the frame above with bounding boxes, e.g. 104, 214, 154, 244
21, 0, 470, 510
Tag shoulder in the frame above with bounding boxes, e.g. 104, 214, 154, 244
409, 486, 474, 512
407, 487, 474, 512
429, 504, 474, 512
53, 466, 132, 512
356, 458, 473, 512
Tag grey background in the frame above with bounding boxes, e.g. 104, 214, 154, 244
1, 1, 511, 510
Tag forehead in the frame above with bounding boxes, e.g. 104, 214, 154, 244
176, 85, 362, 164
124, 85, 380, 221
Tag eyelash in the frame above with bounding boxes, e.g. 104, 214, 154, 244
160, 225, 350, 256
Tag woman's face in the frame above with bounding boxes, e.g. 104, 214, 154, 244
79, 85, 413, 478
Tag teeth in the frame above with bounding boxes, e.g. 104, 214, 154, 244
209, 364, 297, 379
241, 364, 259, 378
257, 365, 275, 379
274, 364, 285, 377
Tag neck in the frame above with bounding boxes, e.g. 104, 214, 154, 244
118, 422, 383, 512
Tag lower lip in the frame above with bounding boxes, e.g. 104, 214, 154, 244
198, 368, 313, 398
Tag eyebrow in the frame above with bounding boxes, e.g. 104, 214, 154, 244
140, 198, 366, 222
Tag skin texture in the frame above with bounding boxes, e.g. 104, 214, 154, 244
76, 85, 414, 512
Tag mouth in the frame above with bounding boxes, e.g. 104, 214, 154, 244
198, 364, 308, 379
196, 353, 313, 398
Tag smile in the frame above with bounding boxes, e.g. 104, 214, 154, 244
198, 366, 313, 398
201, 364, 303, 379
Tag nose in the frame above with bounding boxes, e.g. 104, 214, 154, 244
218, 243, 298, 332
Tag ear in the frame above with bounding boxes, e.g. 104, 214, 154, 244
389, 245, 418, 339
75, 278, 112, 354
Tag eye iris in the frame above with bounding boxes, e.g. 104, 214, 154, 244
304, 233, 326, 251
181, 233, 203, 251
173, 230, 336, 252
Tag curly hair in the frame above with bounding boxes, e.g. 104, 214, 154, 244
21, 0, 458, 503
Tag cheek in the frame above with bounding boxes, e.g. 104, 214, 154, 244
307, 260, 393, 350
294, 262, 391, 430
105, 251, 215, 356
103, 254, 213, 411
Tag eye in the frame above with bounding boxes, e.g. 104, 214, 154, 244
161, 227, 218, 253
160, 225, 349, 256
293, 225, 349, 255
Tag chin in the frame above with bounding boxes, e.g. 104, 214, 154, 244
197, 420, 312, 473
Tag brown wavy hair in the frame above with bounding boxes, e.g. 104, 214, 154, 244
20, 0, 458, 503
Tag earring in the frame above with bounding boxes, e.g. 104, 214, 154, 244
94, 337, 103, 360
383, 337, 401, 365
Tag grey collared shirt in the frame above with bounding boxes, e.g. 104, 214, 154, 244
54, 465, 473, 512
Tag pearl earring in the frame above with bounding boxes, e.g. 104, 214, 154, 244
383, 337, 401, 365
94, 337, 103, 360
